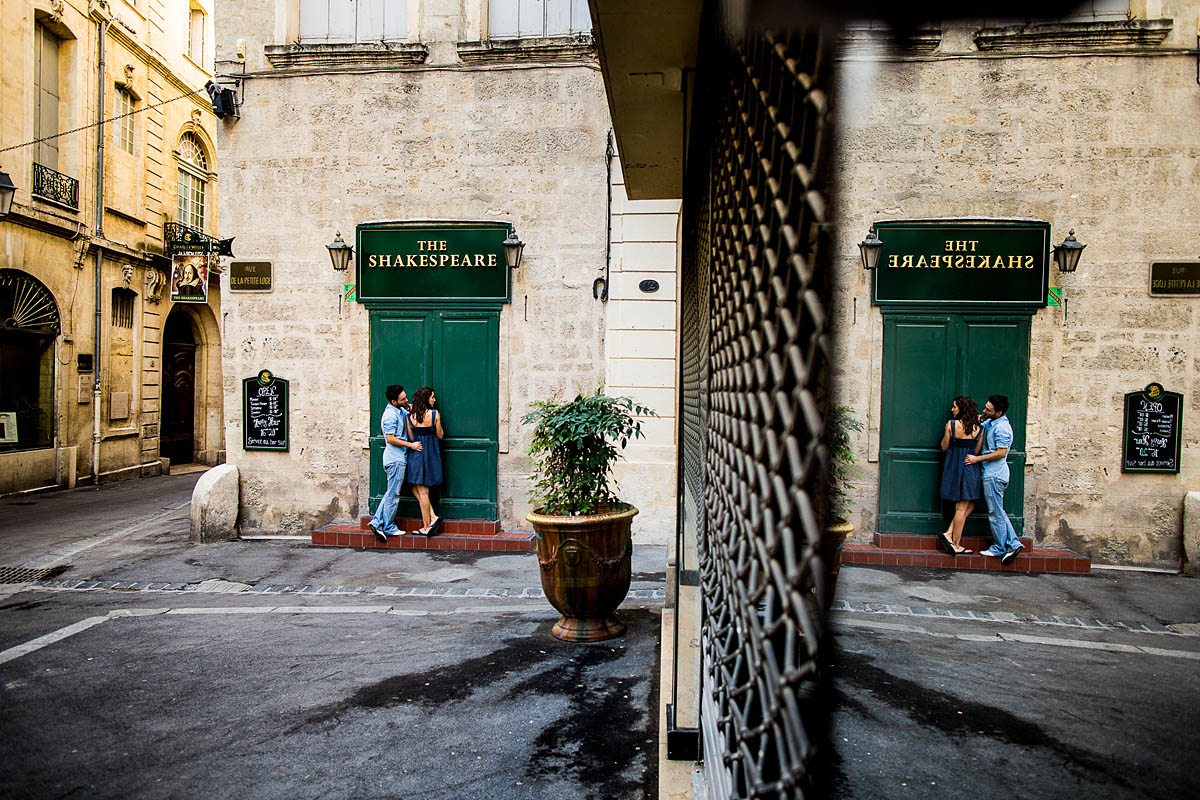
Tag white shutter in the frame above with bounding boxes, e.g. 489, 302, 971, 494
570, 0, 591, 33
518, 0, 544, 37
382, 0, 407, 40
489, 0, 520, 38
299, 0, 328, 41
357, 0, 385, 40
326, 0, 356, 42
544, 0, 570, 35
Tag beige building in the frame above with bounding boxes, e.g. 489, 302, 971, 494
831, 2, 1200, 568
214, 0, 678, 540
0, 0, 225, 494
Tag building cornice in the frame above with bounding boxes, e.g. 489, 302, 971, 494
263, 41, 429, 70
975, 18, 1173, 52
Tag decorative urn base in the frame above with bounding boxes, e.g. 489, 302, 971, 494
527, 504, 637, 642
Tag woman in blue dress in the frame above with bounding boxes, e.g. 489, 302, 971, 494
939, 395, 983, 555
406, 386, 445, 535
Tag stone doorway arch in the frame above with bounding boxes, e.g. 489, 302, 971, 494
159, 302, 223, 467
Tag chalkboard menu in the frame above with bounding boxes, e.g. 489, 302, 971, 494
243, 369, 289, 451
1122, 383, 1181, 473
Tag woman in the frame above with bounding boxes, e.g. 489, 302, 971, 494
939, 395, 983, 555
406, 386, 444, 535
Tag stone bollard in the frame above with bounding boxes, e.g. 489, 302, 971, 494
1184, 492, 1200, 578
190, 463, 240, 542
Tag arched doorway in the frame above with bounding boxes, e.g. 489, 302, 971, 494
160, 308, 197, 466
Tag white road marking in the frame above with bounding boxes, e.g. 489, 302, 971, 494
0, 616, 112, 665
0, 603, 553, 666
837, 617, 1200, 661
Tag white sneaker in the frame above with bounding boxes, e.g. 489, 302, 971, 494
981, 548, 1002, 557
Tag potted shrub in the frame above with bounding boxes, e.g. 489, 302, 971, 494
522, 389, 656, 642
826, 406, 863, 593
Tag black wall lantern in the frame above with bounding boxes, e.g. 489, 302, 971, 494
858, 228, 883, 270
0, 170, 16, 218
503, 227, 524, 269
1052, 228, 1086, 273
326, 231, 353, 272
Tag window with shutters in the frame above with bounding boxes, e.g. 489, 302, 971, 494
176, 133, 209, 232
489, 0, 592, 39
299, 0, 408, 43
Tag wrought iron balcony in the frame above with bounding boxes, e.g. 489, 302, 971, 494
32, 162, 79, 210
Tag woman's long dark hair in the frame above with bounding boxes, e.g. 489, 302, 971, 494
953, 395, 980, 436
410, 386, 434, 423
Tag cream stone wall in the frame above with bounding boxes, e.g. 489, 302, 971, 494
605, 153, 680, 545
217, 0, 676, 537
832, 8, 1200, 567
0, 0, 221, 492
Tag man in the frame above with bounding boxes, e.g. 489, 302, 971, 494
368, 384, 422, 543
965, 394, 1022, 564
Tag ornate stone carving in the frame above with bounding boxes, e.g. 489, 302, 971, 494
121, 263, 134, 287
49, 0, 64, 22
145, 267, 166, 303
72, 236, 91, 270
191, 109, 203, 127
124, 63, 135, 84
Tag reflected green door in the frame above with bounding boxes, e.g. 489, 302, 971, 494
878, 313, 1029, 535
368, 307, 499, 520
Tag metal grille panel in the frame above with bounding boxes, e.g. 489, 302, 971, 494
682, 20, 835, 800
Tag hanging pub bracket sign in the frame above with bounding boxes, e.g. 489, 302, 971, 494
243, 369, 289, 451
1121, 382, 1182, 474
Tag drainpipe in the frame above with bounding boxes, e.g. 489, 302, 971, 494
93, 10, 112, 486
592, 129, 615, 301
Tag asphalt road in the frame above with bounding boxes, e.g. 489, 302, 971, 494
0, 474, 664, 800
829, 566, 1200, 800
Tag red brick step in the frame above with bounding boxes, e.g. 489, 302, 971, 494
842, 541, 1090, 574
311, 518, 534, 553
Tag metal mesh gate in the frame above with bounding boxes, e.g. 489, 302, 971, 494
681, 19, 835, 800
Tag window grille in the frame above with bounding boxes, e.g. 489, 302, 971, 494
681, 20, 836, 800
112, 288, 135, 328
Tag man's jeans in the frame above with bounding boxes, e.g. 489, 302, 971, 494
370, 461, 405, 536
982, 476, 1020, 553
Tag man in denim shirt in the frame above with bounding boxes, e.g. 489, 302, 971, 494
965, 394, 1022, 564
368, 384, 422, 543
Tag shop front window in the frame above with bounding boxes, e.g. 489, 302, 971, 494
0, 270, 60, 452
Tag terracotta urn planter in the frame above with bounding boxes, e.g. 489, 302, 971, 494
825, 519, 855, 604
527, 504, 637, 642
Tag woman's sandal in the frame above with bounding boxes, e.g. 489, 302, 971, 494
954, 547, 974, 555
939, 533, 956, 555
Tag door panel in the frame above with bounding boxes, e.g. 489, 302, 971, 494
878, 313, 1030, 535
878, 317, 956, 532
369, 308, 499, 520
962, 318, 1029, 528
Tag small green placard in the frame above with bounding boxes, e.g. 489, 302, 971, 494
243, 369, 289, 451
343, 283, 357, 302
1047, 287, 1062, 306
871, 219, 1051, 307
355, 221, 512, 303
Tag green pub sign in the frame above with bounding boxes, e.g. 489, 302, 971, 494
872, 219, 1051, 307
356, 221, 512, 303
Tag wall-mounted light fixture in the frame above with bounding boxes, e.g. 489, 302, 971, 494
326, 231, 353, 272
1052, 228, 1086, 273
503, 227, 525, 269
0, 171, 17, 218
858, 228, 883, 270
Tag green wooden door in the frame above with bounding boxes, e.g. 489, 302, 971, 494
878, 312, 1029, 535
368, 307, 500, 520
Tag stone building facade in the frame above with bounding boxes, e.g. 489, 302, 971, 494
832, 2, 1200, 567
214, 0, 678, 540
0, 0, 224, 494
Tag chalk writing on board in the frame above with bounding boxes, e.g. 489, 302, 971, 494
1121, 383, 1181, 474
243, 370, 289, 451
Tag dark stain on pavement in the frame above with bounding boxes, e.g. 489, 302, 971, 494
288, 608, 658, 798
833, 648, 1134, 789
